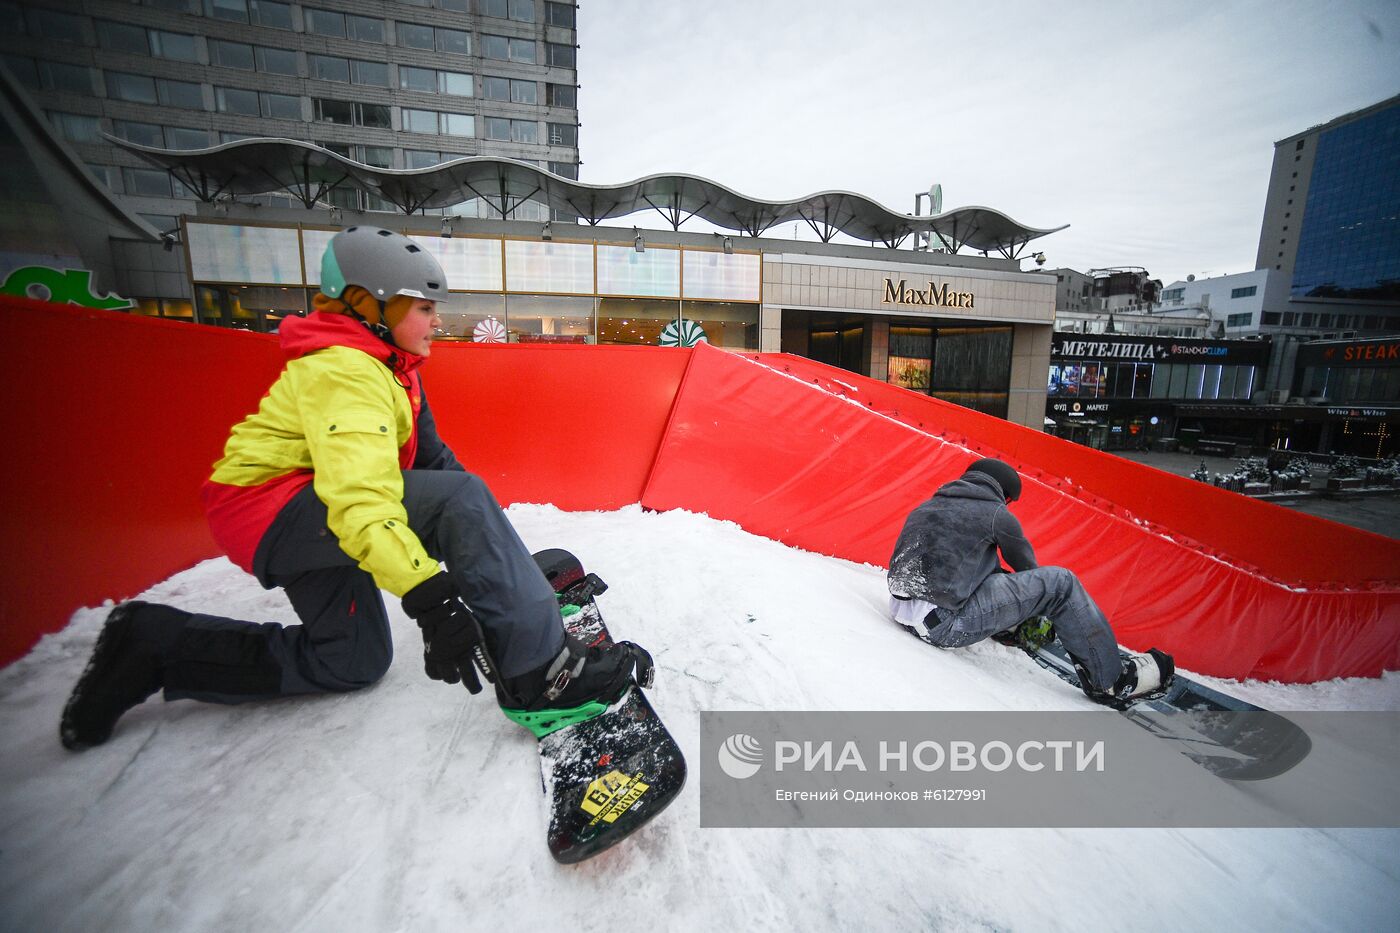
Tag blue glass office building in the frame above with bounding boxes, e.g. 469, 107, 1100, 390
1290, 103, 1400, 303
1257, 94, 1400, 338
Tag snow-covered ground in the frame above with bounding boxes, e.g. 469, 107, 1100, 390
3, 505, 1398, 932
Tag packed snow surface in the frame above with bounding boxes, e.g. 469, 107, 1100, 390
3, 505, 1398, 932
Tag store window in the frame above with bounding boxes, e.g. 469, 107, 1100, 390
597, 297, 677, 346
932, 326, 1012, 417
888, 325, 932, 392
680, 301, 758, 350
506, 294, 593, 342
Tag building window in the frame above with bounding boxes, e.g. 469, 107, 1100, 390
305, 8, 346, 37
49, 112, 103, 143
311, 55, 350, 83
208, 0, 248, 22
545, 2, 576, 28
261, 92, 301, 120
547, 122, 577, 146
438, 113, 471, 137
440, 71, 473, 96
399, 22, 434, 49
547, 161, 578, 178
405, 149, 441, 168
357, 102, 390, 128
165, 125, 209, 148
216, 86, 261, 116
150, 30, 199, 62
97, 21, 151, 54
112, 119, 164, 147
351, 61, 389, 87
483, 76, 534, 104
1296, 139, 1305, 150
357, 145, 393, 168
256, 46, 299, 76
248, 0, 293, 29
1226, 312, 1253, 328
313, 97, 352, 124
480, 0, 507, 16
481, 34, 535, 62
436, 28, 469, 54
210, 40, 255, 70
403, 108, 438, 133
1229, 286, 1257, 299
509, 0, 536, 22
122, 167, 172, 197
26, 7, 85, 43
546, 82, 575, 108
546, 42, 575, 68
106, 72, 158, 105
400, 66, 437, 93
347, 14, 384, 42
158, 80, 206, 109
41, 61, 93, 95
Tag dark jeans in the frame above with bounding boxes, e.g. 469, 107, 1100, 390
921, 567, 1123, 691
164, 470, 565, 704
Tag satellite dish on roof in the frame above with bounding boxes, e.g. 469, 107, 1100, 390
1187, 274, 1196, 282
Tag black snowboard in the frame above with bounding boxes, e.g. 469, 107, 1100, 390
900, 622, 1312, 781
1013, 637, 1312, 781
529, 549, 687, 864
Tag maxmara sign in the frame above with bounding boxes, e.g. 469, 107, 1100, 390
882, 277, 975, 309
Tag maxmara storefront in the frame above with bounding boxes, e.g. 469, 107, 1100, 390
171, 206, 1056, 428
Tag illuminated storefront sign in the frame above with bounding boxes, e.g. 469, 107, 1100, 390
882, 278, 975, 309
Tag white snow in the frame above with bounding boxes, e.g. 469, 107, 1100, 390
3, 504, 1398, 932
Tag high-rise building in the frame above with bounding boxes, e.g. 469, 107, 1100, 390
0, 0, 581, 230
1255, 94, 1400, 339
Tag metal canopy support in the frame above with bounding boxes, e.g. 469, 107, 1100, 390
797, 199, 845, 243
642, 191, 708, 230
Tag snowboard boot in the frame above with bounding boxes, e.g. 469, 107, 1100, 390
1082, 648, 1174, 707
60, 601, 187, 750
497, 636, 654, 738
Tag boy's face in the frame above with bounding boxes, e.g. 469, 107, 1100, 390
391, 299, 441, 357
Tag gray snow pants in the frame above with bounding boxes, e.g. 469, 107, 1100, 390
919, 567, 1123, 692
163, 470, 565, 704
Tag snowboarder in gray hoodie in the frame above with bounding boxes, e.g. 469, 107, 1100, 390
887, 458, 1173, 704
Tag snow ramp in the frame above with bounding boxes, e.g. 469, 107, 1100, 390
4, 298, 1398, 681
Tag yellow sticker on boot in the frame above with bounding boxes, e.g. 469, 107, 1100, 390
580, 770, 650, 827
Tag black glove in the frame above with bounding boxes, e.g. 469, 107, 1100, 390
401, 573, 497, 694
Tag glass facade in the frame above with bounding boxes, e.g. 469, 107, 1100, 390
184, 223, 759, 347
1050, 360, 1255, 401
1291, 104, 1400, 301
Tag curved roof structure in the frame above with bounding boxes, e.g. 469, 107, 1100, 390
113, 136, 1067, 255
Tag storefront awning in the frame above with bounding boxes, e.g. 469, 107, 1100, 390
112, 136, 1067, 255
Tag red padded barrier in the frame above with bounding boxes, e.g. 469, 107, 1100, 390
759, 353, 1400, 588
641, 344, 1400, 682
2, 298, 283, 666
4, 300, 1397, 681
0, 302, 689, 666
422, 343, 690, 510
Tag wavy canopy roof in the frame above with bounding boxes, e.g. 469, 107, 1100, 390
114, 136, 1066, 254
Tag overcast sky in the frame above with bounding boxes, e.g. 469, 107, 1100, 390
576, 0, 1400, 285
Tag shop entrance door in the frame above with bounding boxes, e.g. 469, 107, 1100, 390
808, 320, 867, 375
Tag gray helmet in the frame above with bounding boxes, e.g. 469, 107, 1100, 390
320, 226, 448, 302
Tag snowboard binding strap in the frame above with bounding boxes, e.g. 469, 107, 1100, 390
541, 639, 655, 703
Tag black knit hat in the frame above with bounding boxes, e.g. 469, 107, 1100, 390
965, 458, 1022, 502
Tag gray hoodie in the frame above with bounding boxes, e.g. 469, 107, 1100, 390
887, 472, 1037, 611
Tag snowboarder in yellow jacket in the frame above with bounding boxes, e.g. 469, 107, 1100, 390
61, 227, 650, 750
